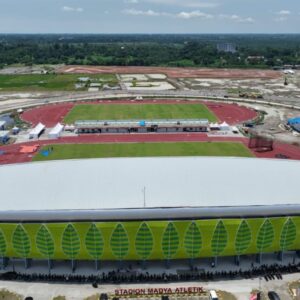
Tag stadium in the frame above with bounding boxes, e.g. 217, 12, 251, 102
0, 156, 300, 271
0, 97, 300, 276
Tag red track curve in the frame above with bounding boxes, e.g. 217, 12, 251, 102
21, 99, 257, 127
2, 99, 298, 165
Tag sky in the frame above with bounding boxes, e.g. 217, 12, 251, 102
0, 0, 299, 34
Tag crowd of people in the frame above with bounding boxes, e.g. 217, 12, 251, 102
0, 263, 298, 284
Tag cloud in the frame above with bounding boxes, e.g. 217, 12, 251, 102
274, 10, 290, 21
62, 6, 83, 12
277, 10, 291, 15
123, 8, 213, 19
275, 16, 288, 22
123, 7, 254, 22
143, 0, 219, 8
124, 0, 139, 3
123, 8, 166, 16
124, 0, 218, 8
219, 14, 255, 23
176, 11, 213, 19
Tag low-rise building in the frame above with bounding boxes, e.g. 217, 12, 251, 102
217, 43, 237, 53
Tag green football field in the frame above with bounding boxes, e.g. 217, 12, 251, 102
0, 216, 298, 261
33, 142, 253, 162
63, 103, 218, 123
0, 74, 117, 91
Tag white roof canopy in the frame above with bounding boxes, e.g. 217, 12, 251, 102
220, 121, 229, 127
0, 157, 299, 212
49, 123, 64, 135
29, 122, 45, 136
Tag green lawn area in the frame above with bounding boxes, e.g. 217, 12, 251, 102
33, 142, 253, 161
63, 103, 218, 123
0, 74, 118, 91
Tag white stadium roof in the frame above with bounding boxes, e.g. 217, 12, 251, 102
0, 157, 299, 221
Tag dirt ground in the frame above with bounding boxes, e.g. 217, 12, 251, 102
58, 66, 281, 79
181, 72, 300, 100
0, 65, 62, 75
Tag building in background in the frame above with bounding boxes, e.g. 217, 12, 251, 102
217, 43, 237, 53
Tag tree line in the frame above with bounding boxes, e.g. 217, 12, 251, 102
0, 34, 300, 68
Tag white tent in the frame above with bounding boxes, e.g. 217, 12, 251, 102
231, 126, 239, 133
210, 123, 220, 130
220, 121, 230, 131
283, 69, 295, 75
48, 123, 64, 139
29, 123, 45, 139
64, 125, 75, 132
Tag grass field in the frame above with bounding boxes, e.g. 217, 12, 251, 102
0, 74, 118, 91
33, 142, 253, 161
63, 103, 218, 123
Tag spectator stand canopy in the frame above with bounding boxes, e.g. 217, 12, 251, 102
75, 119, 210, 134
48, 123, 64, 139
0, 157, 300, 220
29, 122, 45, 139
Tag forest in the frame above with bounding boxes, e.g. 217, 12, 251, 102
0, 34, 300, 68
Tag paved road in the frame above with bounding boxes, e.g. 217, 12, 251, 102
0, 273, 297, 300
1, 90, 300, 114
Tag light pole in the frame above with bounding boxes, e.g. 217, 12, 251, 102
143, 187, 146, 208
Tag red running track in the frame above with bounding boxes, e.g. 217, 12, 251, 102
21, 99, 257, 127
255, 142, 300, 160
204, 101, 257, 125
21, 102, 74, 127
1, 133, 300, 165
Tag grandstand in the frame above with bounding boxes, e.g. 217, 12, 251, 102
75, 119, 209, 134
0, 157, 299, 271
